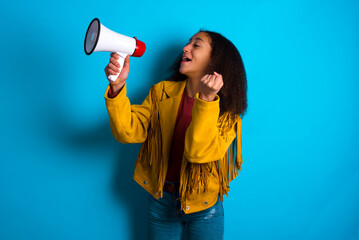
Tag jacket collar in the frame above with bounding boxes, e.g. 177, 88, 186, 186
161, 80, 187, 99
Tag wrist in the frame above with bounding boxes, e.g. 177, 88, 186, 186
110, 81, 125, 94
199, 93, 216, 102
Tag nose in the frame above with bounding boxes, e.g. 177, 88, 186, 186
183, 44, 190, 53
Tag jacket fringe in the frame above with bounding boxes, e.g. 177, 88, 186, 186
180, 113, 243, 203
218, 113, 243, 201
179, 160, 214, 207
137, 86, 165, 198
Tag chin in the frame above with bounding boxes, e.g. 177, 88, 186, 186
179, 68, 187, 75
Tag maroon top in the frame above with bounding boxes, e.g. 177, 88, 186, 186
108, 86, 195, 182
108, 87, 120, 98
166, 89, 195, 182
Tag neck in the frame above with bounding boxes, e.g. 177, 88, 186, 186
185, 77, 201, 98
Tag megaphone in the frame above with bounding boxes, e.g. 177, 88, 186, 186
84, 18, 146, 81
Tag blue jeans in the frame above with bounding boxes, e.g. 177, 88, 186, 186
147, 191, 224, 240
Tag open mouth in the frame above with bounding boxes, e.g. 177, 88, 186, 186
182, 56, 192, 62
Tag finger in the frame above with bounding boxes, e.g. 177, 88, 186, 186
213, 72, 223, 84
201, 74, 210, 80
213, 79, 223, 90
215, 72, 223, 83
207, 75, 216, 87
109, 62, 120, 72
213, 71, 222, 77
124, 55, 130, 62
110, 57, 121, 68
205, 74, 215, 82
108, 63, 120, 73
201, 74, 210, 84
211, 77, 221, 89
212, 75, 222, 89
212, 72, 223, 85
108, 68, 118, 75
123, 55, 130, 69
201, 74, 214, 88
110, 52, 119, 59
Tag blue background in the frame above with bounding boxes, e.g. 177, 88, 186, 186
1, 0, 358, 239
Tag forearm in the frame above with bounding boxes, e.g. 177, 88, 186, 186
184, 94, 237, 163
105, 84, 150, 143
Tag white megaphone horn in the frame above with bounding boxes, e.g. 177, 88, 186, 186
84, 18, 146, 81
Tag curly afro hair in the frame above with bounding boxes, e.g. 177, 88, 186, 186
168, 30, 247, 118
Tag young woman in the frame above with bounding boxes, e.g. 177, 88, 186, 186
104, 30, 247, 240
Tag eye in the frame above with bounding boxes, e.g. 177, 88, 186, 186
193, 43, 200, 47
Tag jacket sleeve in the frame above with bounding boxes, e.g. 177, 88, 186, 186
184, 93, 240, 164
104, 83, 155, 144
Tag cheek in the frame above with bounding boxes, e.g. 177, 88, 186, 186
199, 54, 211, 69
200, 49, 212, 64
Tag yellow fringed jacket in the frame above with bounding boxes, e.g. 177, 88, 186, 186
105, 80, 242, 214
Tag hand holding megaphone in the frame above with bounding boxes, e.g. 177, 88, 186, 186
106, 52, 129, 82
84, 18, 146, 81
105, 53, 130, 86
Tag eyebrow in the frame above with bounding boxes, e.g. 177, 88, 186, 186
189, 37, 204, 43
